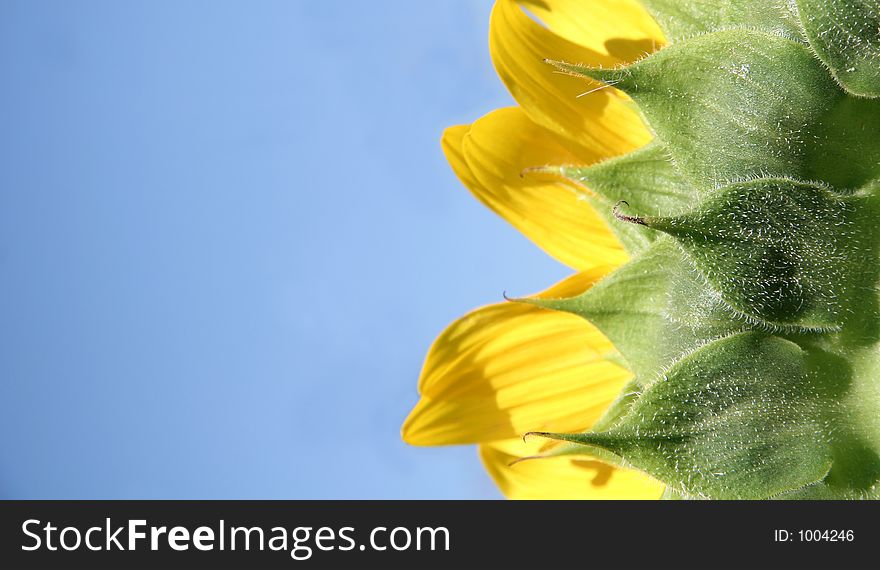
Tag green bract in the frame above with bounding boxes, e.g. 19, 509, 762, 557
531, 0, 880, 499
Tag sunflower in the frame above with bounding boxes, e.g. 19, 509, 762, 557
401, 0, 667, 499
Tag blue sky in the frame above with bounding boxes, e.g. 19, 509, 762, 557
0, 0, 571, 498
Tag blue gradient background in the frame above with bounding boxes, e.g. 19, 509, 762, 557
0, 0, 570, 498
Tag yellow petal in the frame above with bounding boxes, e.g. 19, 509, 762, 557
518, 0, 665, 59
489, 0, 654, 154
402, 267, 631, 446
480, 437, 664, 499
440, 124, 480, 190
445, 107, 627, 270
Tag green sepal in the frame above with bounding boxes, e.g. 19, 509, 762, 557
639, 0, 803, 43
796, 0, 880, 98
555, 141, 698, 254
529, 238, 749, 379
583, 196, 653, 255
635, 178, 874, 330
532, 332, 836, 500
560, 141, 697, 215
773, 480, 880, 500
551, 30, 880, 190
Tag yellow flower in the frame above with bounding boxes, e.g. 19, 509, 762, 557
402, 0, 668, 499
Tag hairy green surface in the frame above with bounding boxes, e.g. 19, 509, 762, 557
531, 0, 880, 499
639, 0, 803, 41
561, 141, 694, 253
532, 239, 748, 379
797, 0, 880, 97
535, 333, 836, 499
554, 30, 880, 189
